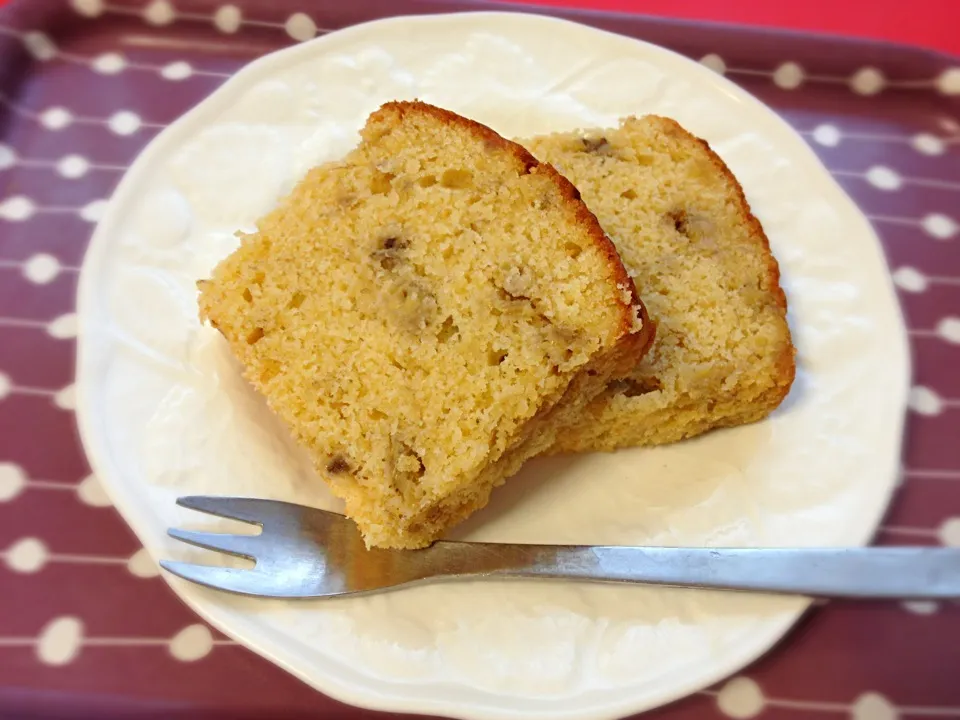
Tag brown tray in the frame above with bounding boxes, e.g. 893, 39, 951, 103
1, 1, 958, 718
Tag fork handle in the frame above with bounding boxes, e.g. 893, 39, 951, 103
441, 545, 960, 599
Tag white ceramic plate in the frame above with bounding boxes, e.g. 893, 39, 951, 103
76, 12, 909, 720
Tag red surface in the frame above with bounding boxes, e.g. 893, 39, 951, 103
0, 0, 956, 53
496, 0, 959, 56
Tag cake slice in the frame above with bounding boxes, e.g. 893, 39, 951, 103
198, 101, 653, 548
522, 115, 795, 453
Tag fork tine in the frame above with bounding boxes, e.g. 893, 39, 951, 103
167, 528, 259, 560
175, 496, 285, 527
159, 560, 333, 598
159, 561, 279, 597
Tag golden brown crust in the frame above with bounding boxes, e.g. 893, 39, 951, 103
536, 161, 652, 345
373, 100, 651, 346
644, 115, 796, 397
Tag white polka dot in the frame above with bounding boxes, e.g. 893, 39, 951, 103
40, 107, 73, 131
71, 0, 104, 17
0, 372, 9, 400
38, 617, 83, 666
0, 143, 16, 170
54, 384, 76, 411
0, 463, 26, 502
108, 111, 141, 136
866, 165, 902, 191
47, 313, 78, 340
852, 692, 897, 720
0, 196, 36, 221
936, 317, 960, 344
909, 386, 942, 416
161, 61, 192, 81
773, 62, 804, 90
5, 537, 48, 573
700, 54, 726, 74
214, 5, 242, 33
850, 67, 885, 95
940, 117, 960, 132
716, 677, 765, 719
23, 32, 57, 61
144, 0, 176, 26
812, 124, 841, 147
912, 133, 946, 156
902, 600, 939, 615
23, 254, 61, 284
57, 155, 89, 179
79, 199, 108, 223
892, 266, 927, 293
922, 213, 958, 240
76, 474, 112, 507
285, 13, 316, 42
91, 52, 125, 74
127, 548, 159, 578
169, 624, 213, 661
936, 67, 960, 95
940, 517, 960, 547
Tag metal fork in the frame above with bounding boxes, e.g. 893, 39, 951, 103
159, 496, 960, 599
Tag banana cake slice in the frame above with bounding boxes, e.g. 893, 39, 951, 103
523, 115, 795, 452
198, 101, 653, 548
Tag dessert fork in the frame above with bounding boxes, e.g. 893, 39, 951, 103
160, 496, 960, 599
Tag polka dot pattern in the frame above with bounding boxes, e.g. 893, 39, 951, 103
812, 123, 841, 146
0, 195, 36, 221
214, 5, 242, 34
0, 143, 15, 169
38, 617, 83, 666
5, 537, 47, 573
169, 624, 214, 661
699, 53, 726, 74
850, 67, 885, 95
937, 67, 960, 95
922, 213, 958, 239
892, 266, 927, 293
57, 154, 89, 178
23, 253, 61, 284
92, 52, 125, 74
79, 199, 108, 223
126, 548, 160, 578
717, 677, 765, 718
144, 0, 176, 27
773, 61, 804, 89
40, 107, 73, 130
0, 463, 26, 501
284, 13, 317, 42
909, 385, 943, 416
23, 32, 57, 61
161, 61, 193, 81
76, 474, 112, 507
0, 5, 959, 719
47, 313, 79, 339
852, 692, 898, 720
866, 165, 902, 190
107, 111, 141, 135
912, 133, 945, 155
70, 0, 104, 17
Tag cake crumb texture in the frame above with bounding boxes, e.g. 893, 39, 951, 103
198, 101, 652, 547
524, 115, 795, 452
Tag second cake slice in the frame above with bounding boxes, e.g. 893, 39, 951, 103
524, 116, 795, 452
198, 101, 653, 548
